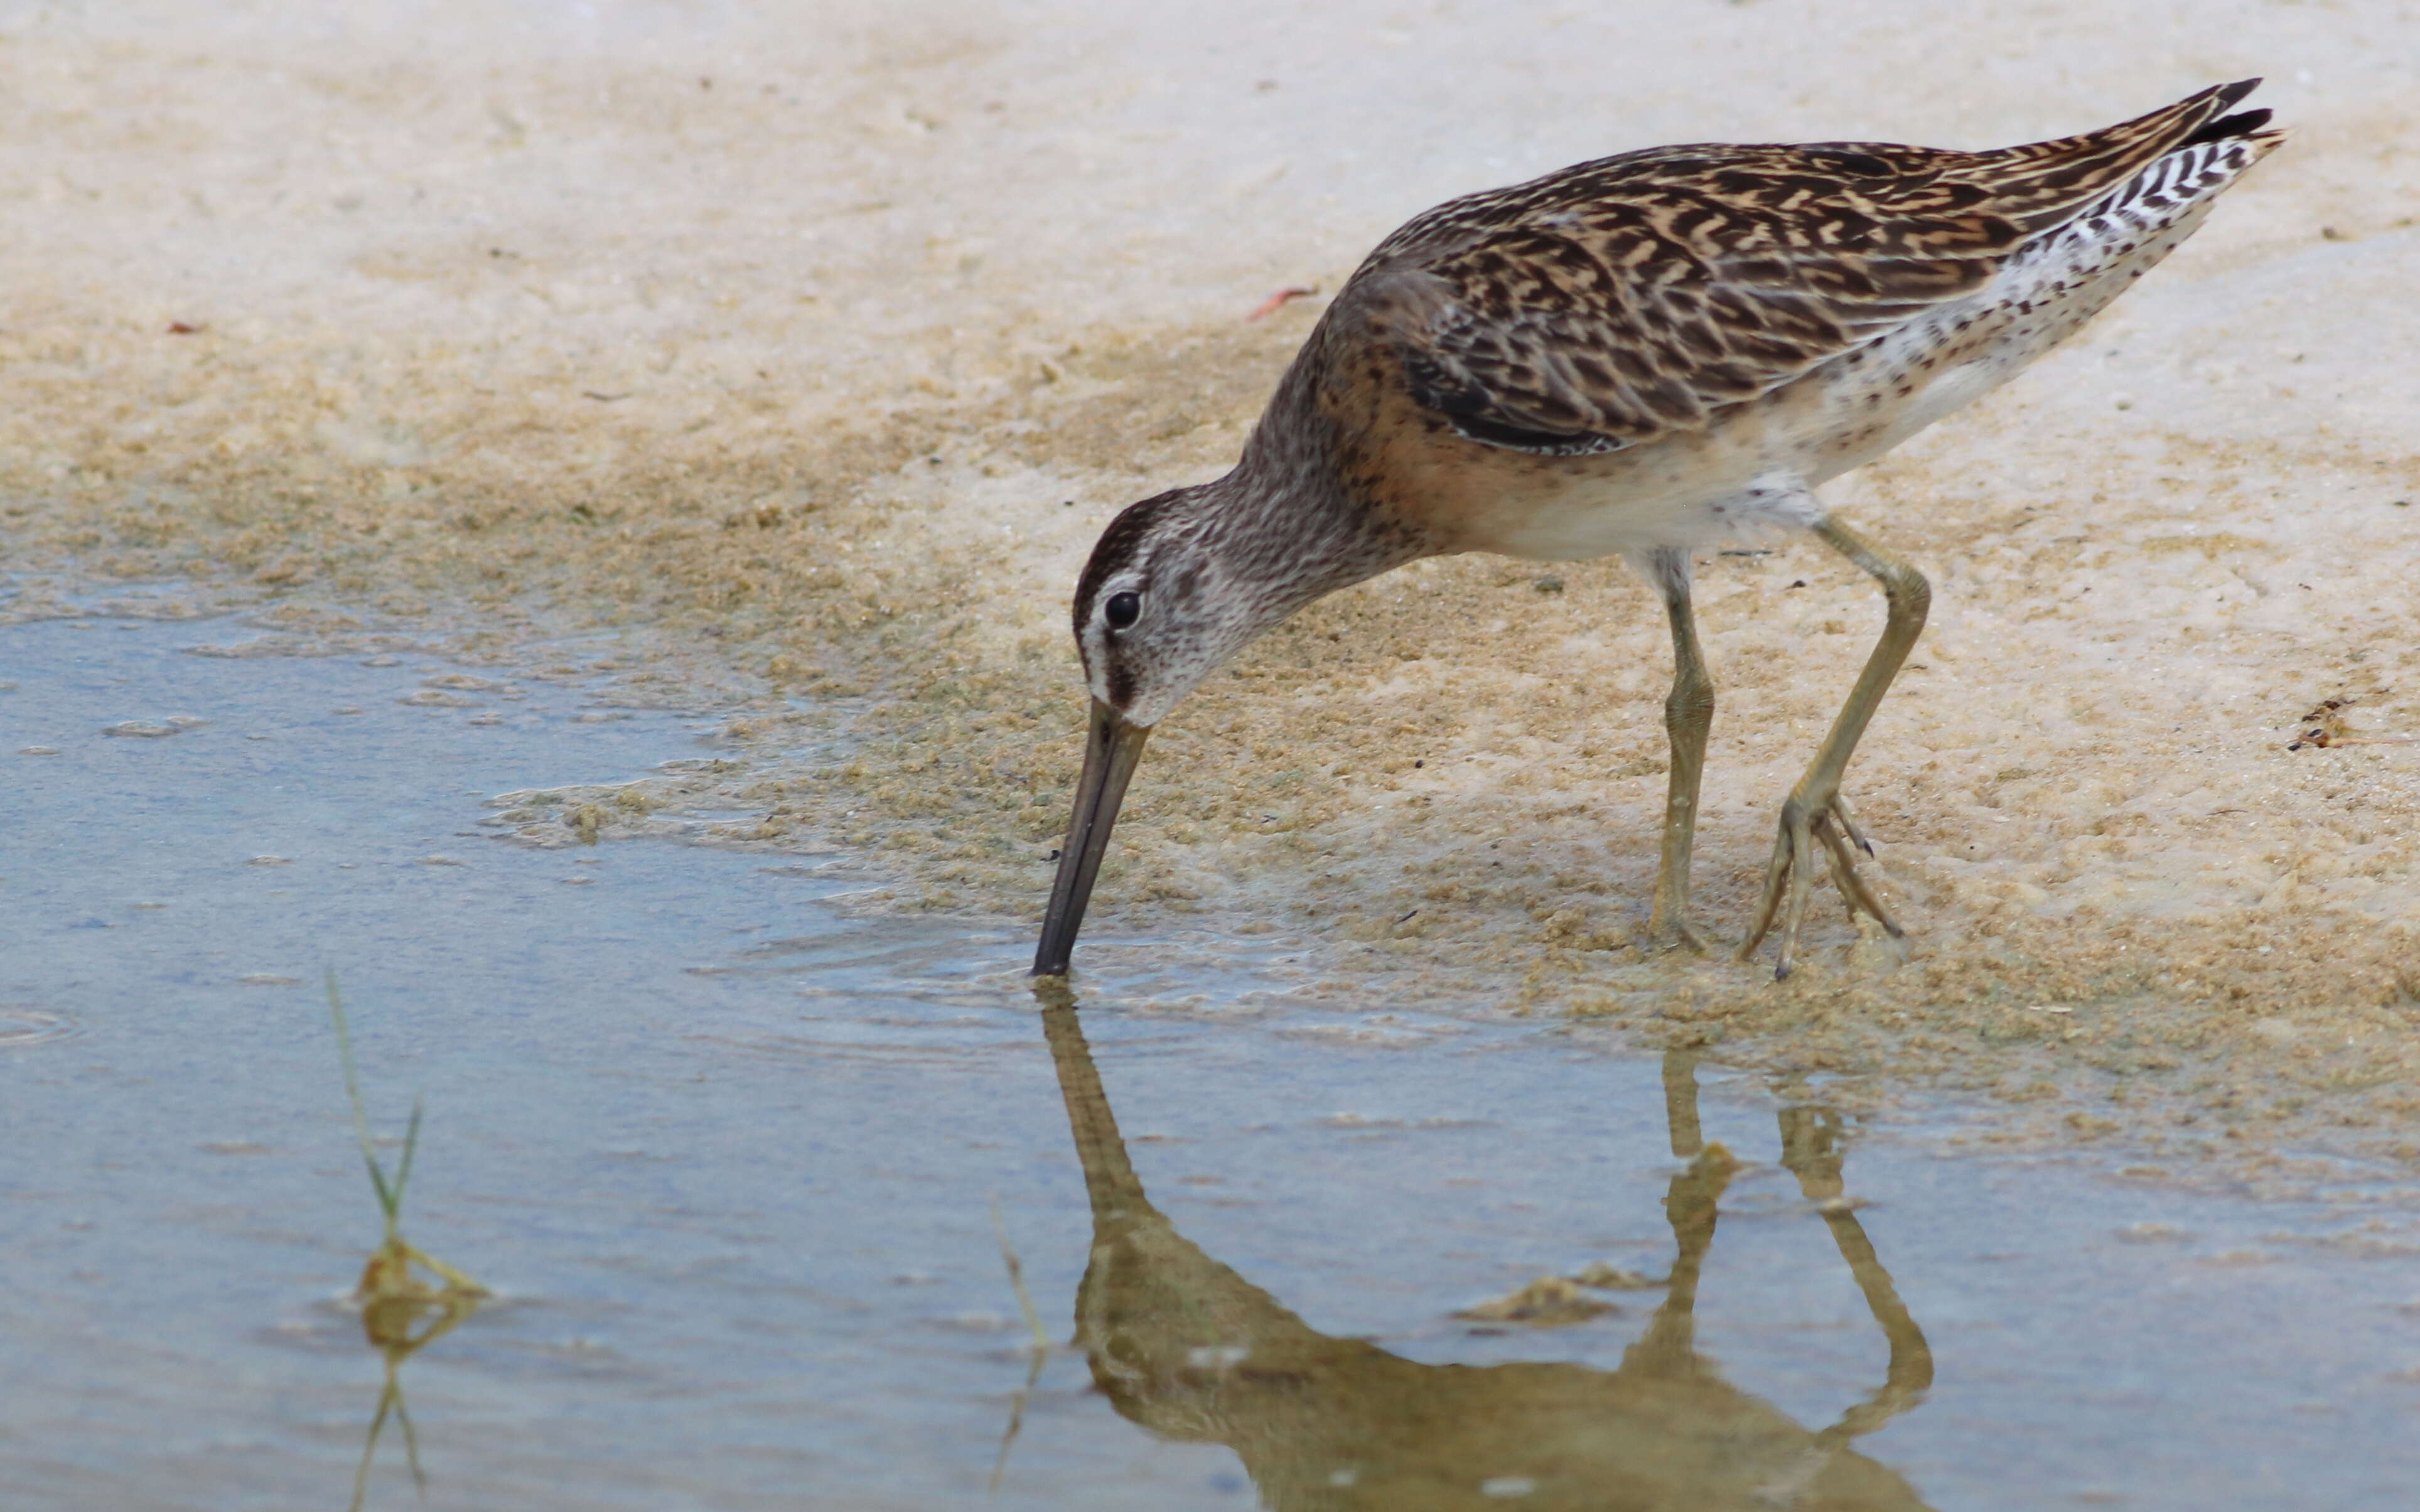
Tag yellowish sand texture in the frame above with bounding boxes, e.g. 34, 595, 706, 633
5, 4, 2417, 1164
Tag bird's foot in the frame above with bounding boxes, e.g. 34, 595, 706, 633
1736, 791, 1901, 980
1643, 908, 1712, 955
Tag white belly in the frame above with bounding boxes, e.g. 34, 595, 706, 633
1460, 143, 2244, 564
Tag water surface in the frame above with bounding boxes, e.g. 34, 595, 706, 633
6, 611, 2419, 1511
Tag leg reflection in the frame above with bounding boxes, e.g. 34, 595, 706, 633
1778, 1100, 1935, 1444
1032, 999, 1937, 1509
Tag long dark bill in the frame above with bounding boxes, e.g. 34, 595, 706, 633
1032, 699, 1153, 977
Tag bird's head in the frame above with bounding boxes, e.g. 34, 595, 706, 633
1070, 485, 1272, 729
1031, 466, 1418, 977
1033, 481, 1301, 977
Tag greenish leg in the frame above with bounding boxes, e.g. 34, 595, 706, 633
1645, 549, 1714, 952
1738, 517, 1930, 979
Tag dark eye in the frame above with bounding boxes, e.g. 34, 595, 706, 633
1104, 591, 1141, 630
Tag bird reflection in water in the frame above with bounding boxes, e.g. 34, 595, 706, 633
1035, 993, 1935, 1509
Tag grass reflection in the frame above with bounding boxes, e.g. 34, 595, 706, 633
327, 972, 488, 1510
987, 1195, 1053, 1495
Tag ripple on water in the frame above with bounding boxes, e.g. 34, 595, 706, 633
0, 1008, 82, 1049
689, 1030, 1036, 1071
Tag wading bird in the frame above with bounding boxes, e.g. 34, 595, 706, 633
1035, 83, 2283, 979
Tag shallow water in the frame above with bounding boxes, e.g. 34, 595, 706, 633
7, 609, 2420, 1511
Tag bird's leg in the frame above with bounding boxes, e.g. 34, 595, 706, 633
1645, 548, 1714, 952
1739, 517, 1929, 979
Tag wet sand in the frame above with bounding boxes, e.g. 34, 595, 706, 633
5, 3, 2419, 1165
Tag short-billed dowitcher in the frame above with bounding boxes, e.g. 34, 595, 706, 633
1034, 82, 2284, 979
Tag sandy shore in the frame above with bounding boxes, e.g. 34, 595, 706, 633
6, 2, 2418, 1162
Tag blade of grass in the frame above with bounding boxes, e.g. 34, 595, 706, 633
987, 1346, 1048, 1496
400, 1243, 488, 1298
988, 1194, 1048, 1349
391, 1096, 424, 1221
986, 1194, 1052, 1497
327, 969, 402, 1230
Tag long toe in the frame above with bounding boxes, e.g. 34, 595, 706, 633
1737, 798, 1814, 977
1738, 791, 1900, 978
1646, 906, 1713, 954
1660, 919, 1713, 954
1815, 805, 1902, 936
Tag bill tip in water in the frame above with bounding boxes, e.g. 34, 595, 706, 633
1031, 697, 1153, 985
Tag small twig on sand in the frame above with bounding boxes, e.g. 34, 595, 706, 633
1245, 284, 1320, 321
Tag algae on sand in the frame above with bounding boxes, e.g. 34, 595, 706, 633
5, 3, 2418, 1163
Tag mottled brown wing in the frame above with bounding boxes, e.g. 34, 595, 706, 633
1374, 81, 2261, 454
